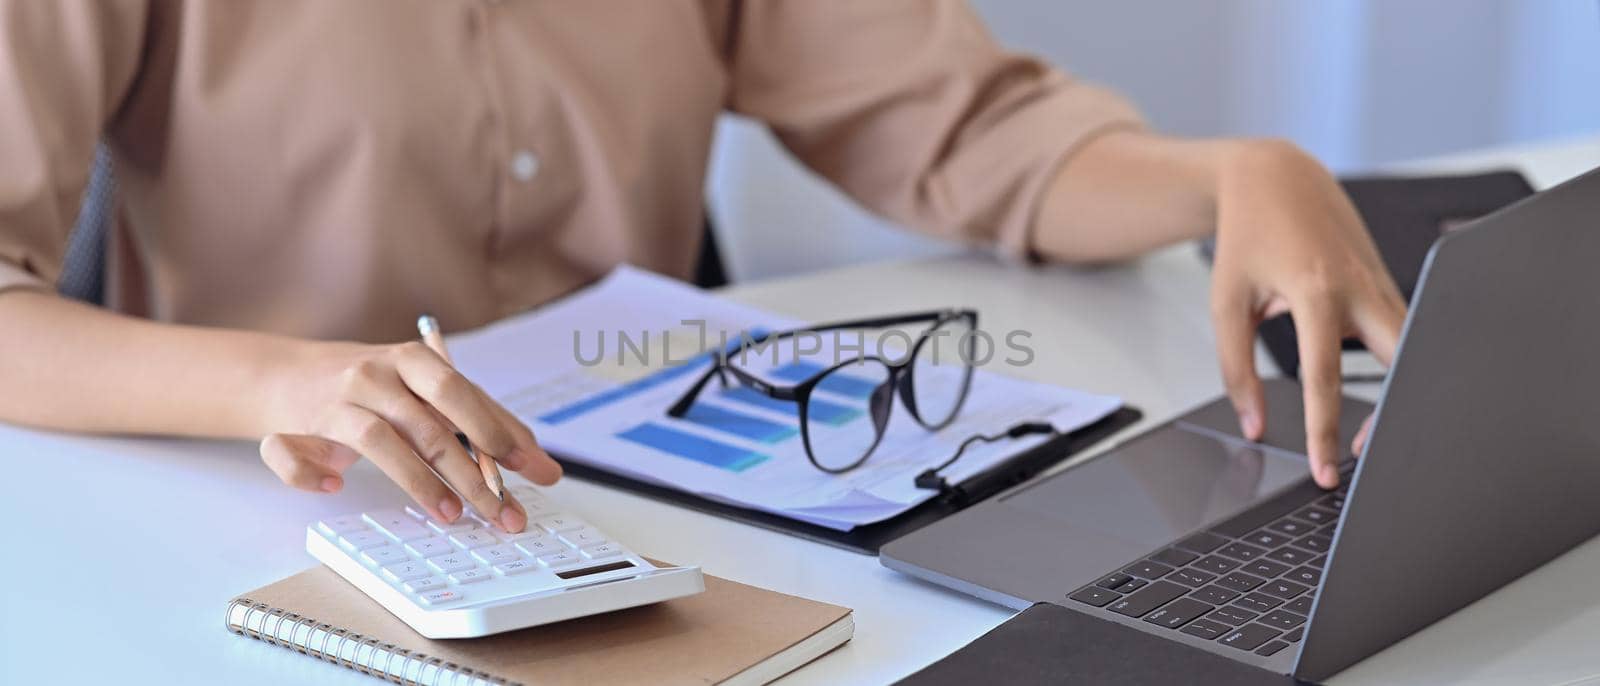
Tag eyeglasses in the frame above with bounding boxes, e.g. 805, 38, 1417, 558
666, 309, 979, 474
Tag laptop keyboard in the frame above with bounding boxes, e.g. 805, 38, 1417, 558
1068, 481, 1348, 658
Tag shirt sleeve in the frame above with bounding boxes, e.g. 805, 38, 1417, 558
0, 0, 147, 295
723, 0, 1144, 260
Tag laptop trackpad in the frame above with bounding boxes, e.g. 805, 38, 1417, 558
1004, 425, 1308, 551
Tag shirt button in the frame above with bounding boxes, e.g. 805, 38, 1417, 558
510, 150, 540, 182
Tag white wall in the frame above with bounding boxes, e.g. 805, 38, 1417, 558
707, 1, 1600, 282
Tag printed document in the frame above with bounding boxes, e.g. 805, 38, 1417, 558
452, 267, 1121, 530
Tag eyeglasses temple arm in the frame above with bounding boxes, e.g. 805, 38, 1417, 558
666, 362, 722, 417
722, 364, 800, 401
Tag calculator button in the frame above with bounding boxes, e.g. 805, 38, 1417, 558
449, 568, 493, 585
364, 511, 432, 542
514, 537, 564, 557
494, 559, 538, 576
462, 509, 498, 529
471, 544, 524, 565
536, 551, 583, 568
405, 537, 455, 558
364, 509, 419, 530
535, 514, 584, 533
360, 545, 411, 567
339, 530, 390, 551
497, 527, 550, 543
581, 543, 624, 560
374, 522, 432, 542
449, 529, 500, 549
318, 514, 369, 535
426, 553, 477, 574
506, 486, 549, 511
382, 561, 432, 582
424, 518, 479, 534
417, 589, 463, 606
558, 528, 606, 548
403, 576, 445, 593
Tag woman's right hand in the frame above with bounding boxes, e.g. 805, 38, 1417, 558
257, 341, 562, 533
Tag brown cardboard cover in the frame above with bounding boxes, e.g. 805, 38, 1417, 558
232, 565, 850, 685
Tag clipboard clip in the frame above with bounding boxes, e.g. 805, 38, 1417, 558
915, 421, 1058, 505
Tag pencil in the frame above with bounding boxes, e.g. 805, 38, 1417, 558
416, 314, 505, 502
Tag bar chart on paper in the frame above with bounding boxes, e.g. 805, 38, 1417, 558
450, 266, 1124, 530
528, 357, 880, 474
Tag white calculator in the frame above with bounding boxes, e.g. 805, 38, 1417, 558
307, 483, 704, 638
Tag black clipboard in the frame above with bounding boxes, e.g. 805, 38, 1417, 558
557, 405, 1142, 555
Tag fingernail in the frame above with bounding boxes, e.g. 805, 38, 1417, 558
1319, 464, 1340, 487
1239, 411, 1261, 439
500, 447, 529, 471
438, 498, 462, 522
500, 506, 526, 533
533, 453, 563, 485
320, 477, 342, 493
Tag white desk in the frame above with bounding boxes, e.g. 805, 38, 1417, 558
2, 134, 1597, 685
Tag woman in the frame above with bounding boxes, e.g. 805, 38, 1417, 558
0, 1, 1404, 533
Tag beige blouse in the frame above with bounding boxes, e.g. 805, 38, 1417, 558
0, 0, 1141, 342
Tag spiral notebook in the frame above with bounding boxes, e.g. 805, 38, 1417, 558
226, 566, 853, 686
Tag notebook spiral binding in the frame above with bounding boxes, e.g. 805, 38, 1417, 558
227, 597, 520, 686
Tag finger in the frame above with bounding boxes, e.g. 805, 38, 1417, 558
1292, 293, 1347, 489
361, 385, 525, 533
1210, 280, 1267, 441
1352, 290, 1407, 367
1351, 412, 1376, 456
501, 491, 528, 530
261, 434, 357, 493
479, 386, 562, 486
350, 370, 524, 530
320, 405, 463, 522
393, 343, 521, 461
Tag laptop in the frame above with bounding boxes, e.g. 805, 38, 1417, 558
882, 165, 1600, 683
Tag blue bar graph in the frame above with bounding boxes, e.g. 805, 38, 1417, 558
617, 423, 769, 472
539, 361, 701, 424
681, 404, 797, 443
539, 328, 771, 424
769, 360, 880, 398
720, 386, 861, 427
